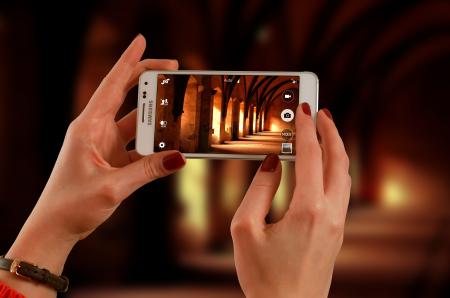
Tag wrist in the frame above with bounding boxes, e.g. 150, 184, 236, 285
0, 223, 75, 297
245, 282, 329, 298
245, 286, 302, 298
5, 216, 77, 275
0, 219, 76, 297
0, 198, 78, 297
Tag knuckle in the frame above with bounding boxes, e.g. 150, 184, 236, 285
304, 140, 322, 159
308, 201, 325, 219
100, 74, 122, 94
66, 117, 95, 140
67, 119, 81, 135
339, 153, 350, 170
293, 201, 325, 224
345, 174, 352, 189
101, 73, 117, 87
337, 234, 344, 248
230, 217, 254, 239
330, 148, 349, 169
303, 205, 345, 238
143, 157, 165, 180
327, 217, 345, 237
98, 182, 121, 205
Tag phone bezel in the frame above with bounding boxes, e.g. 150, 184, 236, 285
136, 70, 318, 160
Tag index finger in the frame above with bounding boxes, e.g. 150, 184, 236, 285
232, 154, 282, 231
289, 103, 324, 210
316, 109, 351, 207
125, 58, 179, 92
84, 34, 146, 118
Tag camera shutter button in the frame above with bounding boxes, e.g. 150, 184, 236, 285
281, 109, 294, 122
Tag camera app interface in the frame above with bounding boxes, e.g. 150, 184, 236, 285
154, 74, 299, 155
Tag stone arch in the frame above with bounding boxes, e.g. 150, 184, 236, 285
180, 76, 200, 152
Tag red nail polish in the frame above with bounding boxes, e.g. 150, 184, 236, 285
322, 108, 333, 120
163, 152, 185, 171
301, 102, 311, 116
261, 154, 279, 172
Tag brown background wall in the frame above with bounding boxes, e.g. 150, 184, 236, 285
0, 1, 449, 297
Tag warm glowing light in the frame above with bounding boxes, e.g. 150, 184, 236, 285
225, 100, 233, 134
212, 106, 221, 140
252, 107, 257, 131
270, 123, 280, 131
221, 161, 244, 213
239, 103, 244, 136
271, 161, 292, 219
381, 178, 407, 208
212, 92, 221, 143
176, 159, 208, 235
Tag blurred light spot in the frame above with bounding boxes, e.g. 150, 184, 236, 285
225, 100, 233, 133
177, 159, 208, 235
222, 175, 240, 213
272, 161, 292, 220
270, 123, 280, 131
256, 25, 271, 44
252, 107, 257, 130
183, 52, 207, 69
381, 178, 407, 208
221, 161, 245, 210
239, 102, 244, 135
212, 91, 221, 142
261, 114, 265, 129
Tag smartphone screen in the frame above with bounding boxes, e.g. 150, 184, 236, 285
150, 74, 300, 158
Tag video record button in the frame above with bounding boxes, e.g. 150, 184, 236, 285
282, 90, 295, 103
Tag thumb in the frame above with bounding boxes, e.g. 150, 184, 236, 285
232, 154, 282, 232
114, 150, 186, 198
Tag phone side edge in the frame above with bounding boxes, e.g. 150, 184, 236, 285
136, 71, 157, 155
299, 71, 319, 121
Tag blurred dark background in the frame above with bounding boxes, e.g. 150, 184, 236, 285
1, 0, 450, 297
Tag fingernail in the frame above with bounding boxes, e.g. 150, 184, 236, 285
261, 154, 279, 172
322, 108, 333, 120
301, 102, 311, 116
163, 152, 185, 171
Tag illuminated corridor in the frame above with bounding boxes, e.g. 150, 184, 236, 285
155, 74, 299, 155
211, 131, 290, 154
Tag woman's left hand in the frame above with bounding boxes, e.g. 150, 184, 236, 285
1, 34, 185, 297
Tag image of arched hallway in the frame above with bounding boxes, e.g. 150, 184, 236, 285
156, 74, 299, 155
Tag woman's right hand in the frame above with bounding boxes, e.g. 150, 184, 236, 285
231, 104, 351, 298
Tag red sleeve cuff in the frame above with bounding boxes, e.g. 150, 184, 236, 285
0, 282, 26, 298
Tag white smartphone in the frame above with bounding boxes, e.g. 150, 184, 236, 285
136, 71, 318, 160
